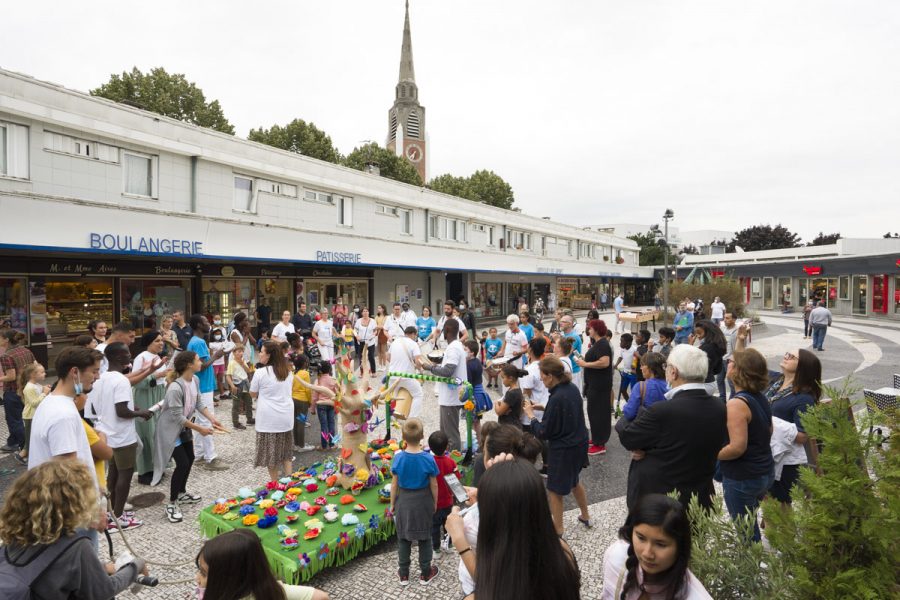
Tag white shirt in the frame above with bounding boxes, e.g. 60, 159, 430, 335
388, 336, 421, 374
458, 504, 480, 595
83, 344, 108, 420
384, 314, 405, 339
272, 322, 295, 342
722, 324, 739, 359
354, 319, 378, 347
618, 346, 637, 374
28, 394, 99, 492
437, 340, 468, 407
711, 302, 726, 320
313, 319, 334, 346
560, 356, 573, 374
520, 361, 548, 423
250, 366, 294, 433
436, 315, 467, 338
503, 329, 528, 368
133, 351, 167, 386
209, 340, 229, 366
400, 310, 417, 331
95, 343, 109, 375
93, 371, 138, 449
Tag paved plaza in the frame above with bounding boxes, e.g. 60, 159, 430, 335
1, 309, 897, 598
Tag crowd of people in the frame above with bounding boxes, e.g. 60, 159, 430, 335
0, 290, 830, 599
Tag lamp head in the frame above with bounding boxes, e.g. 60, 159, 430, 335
664, 209, 674, 219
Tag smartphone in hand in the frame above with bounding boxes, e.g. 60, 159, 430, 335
444, 474, 469, 503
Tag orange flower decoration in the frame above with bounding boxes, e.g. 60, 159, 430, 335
212, 503, 230, 514
340, 494, 354, 505
240, 497, 255, 505
326, 475, 338, 487
243, 515, 260, 526
463, 401, 475, 411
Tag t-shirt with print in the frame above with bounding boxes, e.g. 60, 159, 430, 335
434, 454, 460, 509
484, 337, 502, 360
391, 450, 439, 490
416, 316, 436, 340
226, 359, 248, 384
498, 388, 524, 428
28, 395, 99, 492
503, 329, 528, 368
313, 319, 334, 346
94, 371, 138, 449
188, 336, 216, 394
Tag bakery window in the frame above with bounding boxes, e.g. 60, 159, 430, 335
120, 279, 192, 336
0, 278, 28, 344
45, 279, 114, 367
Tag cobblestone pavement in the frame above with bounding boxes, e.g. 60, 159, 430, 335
1, 309, 897, 598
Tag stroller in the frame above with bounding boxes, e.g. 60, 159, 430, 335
301, 331, 322, 380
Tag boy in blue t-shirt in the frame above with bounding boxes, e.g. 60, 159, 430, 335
483, 327, 503, 389
390, 418, 440, 586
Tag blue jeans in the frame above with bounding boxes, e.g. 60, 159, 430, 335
812, 324, 827, 350
673, 336, 690, 346
317, 405, 336, 448
3, 391, 25, 449
722, 473, 775, 542
716, 367, 735, 402
711, 317, 723, 326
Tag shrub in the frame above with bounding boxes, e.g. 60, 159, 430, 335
663, 276, 746, 318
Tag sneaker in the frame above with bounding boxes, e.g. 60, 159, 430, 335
233, 423, 247, 430
178, 491, 202, 504
124, 502, 134, 511
398, 570, 409, 586
588, 445, 606, 455
111, 515, 143, 531
299, 444, 316, 452
0, 445, 19, 453
420, 565, 439, 585
539, 466, 548, 478
204, 458, 230, 471
246, 419, 256, 425
433, 547, 443, 559
166, 503, 183, 523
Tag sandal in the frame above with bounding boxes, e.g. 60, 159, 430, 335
577, 516, 593, 528
14, 453, 27, 466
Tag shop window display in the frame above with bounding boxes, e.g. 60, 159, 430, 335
203, 279, 257, 328
45, 279, 114, 336
470, 283, 500, 318
0, 278, 28, 340
120, 279, 191, 335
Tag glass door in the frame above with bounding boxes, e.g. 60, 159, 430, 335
873, 275, 887, 313
763, 277, 774, 309
777, 277, 791, 309
852, 275, 867, 315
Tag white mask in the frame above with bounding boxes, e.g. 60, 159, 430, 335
459, 304, 466, 309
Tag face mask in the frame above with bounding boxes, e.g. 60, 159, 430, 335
354, 308, 360, 313
214, 320, 221, 325
459, 304, 466, 310
213, 336, 221, 341
74, 370, 83, 396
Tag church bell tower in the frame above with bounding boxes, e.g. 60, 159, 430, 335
386, 0, 427, 184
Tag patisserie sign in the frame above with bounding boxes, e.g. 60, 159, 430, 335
90, 233, 203, 256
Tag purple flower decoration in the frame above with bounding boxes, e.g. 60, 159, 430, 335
297, 553, 311, 569
257, 515, 278, 529
366, 472, 378, 488
324, 468, 335, 477
239, 505, 255, 516
256, 489, 269, 499
342, 463, 356, 476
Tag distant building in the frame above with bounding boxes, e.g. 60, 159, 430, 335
585, 223, 733, 251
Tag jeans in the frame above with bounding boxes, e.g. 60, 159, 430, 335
716, 367, 735, 402
3, 391, 25, 449
317, 405, 336, 447
811, 324, 827, 350
398, 538, 433, 576
711, 317, 722, 326
722, 473, 775, 542
615, 314, 625, 333
803, 320, 811, 337
431, 505, 453, 550
673, 336, 690, 346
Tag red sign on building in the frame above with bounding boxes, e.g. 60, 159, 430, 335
803, 265, 823, 275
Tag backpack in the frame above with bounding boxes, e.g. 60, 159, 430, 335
0, 534, 86, 600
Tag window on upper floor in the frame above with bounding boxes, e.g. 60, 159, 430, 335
401, 86, 406, 98
488, 226, 494, 246
257, 178, 297, 198
304, 189, 333, 204
44, 131, 119, 164
429, 215, 467, 242
122, 150, 158, 198
505, 229, 532, 251
376, 204, 398, 216
472, 223, 485, 232
0, 121, 29, 179
337, 196, 353, 227
568, 240, 575, 256
580, 243, 596, 259
233, 176, 255, 213
400, 209, 411, 234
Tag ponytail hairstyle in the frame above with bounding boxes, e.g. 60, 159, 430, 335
484, 423, 542, 464
618, 494, 691, 600
0, 329, 26, 347
167, 350, 198, 387
556, 335, 574, 356
73, 334, 95, 348
17, 363, 43, 392
539, 355, 572, 385
261, 341, 290, 382
500, 364, 528, 380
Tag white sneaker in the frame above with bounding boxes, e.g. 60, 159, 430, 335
177, 491, 202, 505
166, 503, 183, 523
111, 515, 143, 531
123, 502, 134, 511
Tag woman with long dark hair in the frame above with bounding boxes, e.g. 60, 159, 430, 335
576, 319, 613, 455
690, 319, 726, 385
195, 529, 328, 600
602, 494, 711, 599
88, 320, 108, 345
250, 340, 294, 481
468, 459, 581, 600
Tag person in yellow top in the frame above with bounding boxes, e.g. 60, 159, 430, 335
15, 363, 51, 464
83, 420, 113, 491
291, 353, 314, 452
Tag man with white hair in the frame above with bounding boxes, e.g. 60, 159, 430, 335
497, 314, 528, 394
617, 344, 727, 511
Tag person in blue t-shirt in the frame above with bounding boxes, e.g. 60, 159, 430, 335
674, 302, 694, 345
188, 314, 229, 471
484, 327, 503, 388
519, 312, 535, 342
613, 292, 629, 333
416, 306, 437, 342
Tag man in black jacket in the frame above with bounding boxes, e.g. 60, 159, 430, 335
458, 297, 476, 335
618, 344, 727, 511
291, 301, 314, 333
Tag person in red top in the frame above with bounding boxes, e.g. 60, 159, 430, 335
428, 430, 460, 557
1, 329, 36, 453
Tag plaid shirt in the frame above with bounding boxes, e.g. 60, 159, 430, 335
0, 345, 35, 394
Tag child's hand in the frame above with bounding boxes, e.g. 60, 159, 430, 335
229, 385, 238, 394
42, 385, 52, 394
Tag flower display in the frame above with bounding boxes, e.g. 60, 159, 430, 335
369, 515, 380, 529
342, 513, 359, 526
258, 499, 274, 509
256, 489, 269, 499
336, 532, 350, 549
314, 496, 327, 506
224, 499, 239, 507
270, 490, 284, 501
276, 500, 288, 508
297, 553, 311, 568
304, 467, 318, 477
382, 453, 393, 461
282, 538, 299, 550
304, 528, 320, 540
355, 468, 369, 481
389, 442, 400, 452
317, 542, 330, 561
317, 471, 328, 481
366, 472, 379, 488
305, 483, 319, 493
275, 482, 287, 491
324, 510, 339, 523
257, 515, 278, 529
240, 497, 256, 506
284, 501, 301, 513
238, 487, 254, 499
306, 505, 322, 516
239, 505, 255, 516
299, 501, 310, 511
286, 487, 301, 496
243, 514, 259, 526
279, 476, 292, 484
353, 503, 368, 513
340, 494, 354, 505
286, 514, 299, 524
325, 503, 338, 513
384, 508, 393, 522
342, 463, 357, 477
265, 506, 278, 517
278, 526, 298, 538
212, 503, 230, 515
326, 475, 338, 488
223, 512, 240, 521
265, 481, 279, 490
304, 518, 323, 530
325, 487, 340, 496
354, 523, 367, 539
302, 478, 317, 487
285, 493, 297, 502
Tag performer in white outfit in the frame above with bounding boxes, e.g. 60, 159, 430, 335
387, 327, 426, 418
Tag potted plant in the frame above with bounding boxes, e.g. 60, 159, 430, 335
603, 255, 609, 261
615, 256, 625, 264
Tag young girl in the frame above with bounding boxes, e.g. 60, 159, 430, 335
494, 364, 527, 430
291, 352, 313, 452
554, 336, 575, 374
15, 362, 50, 464
601, 494, 712, 599
209, 328, 229, 402
479, 330, 489, 362
195, 529, 328, 600
312, 361, 337, 451
463, 340, 493, 448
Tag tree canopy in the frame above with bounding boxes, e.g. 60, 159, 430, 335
726, 224, 802, 252
248, 119, 342, 164
807, 232, 841, 246
90, 67, 234, 134
429, 170, 515, 210
342, 143, 422, 186
627, 232, 673, 266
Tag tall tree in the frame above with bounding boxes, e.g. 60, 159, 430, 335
342, 143, 422, 186
726, 224, 802, 252
884, 232, 900, 238
248, 119, 342, 164
429, 170, 516, 210
807, 232, 841, 246
90, 67, 234, 134
627, 232, 669, 266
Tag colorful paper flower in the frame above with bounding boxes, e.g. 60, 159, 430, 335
285, 493, 297, 503
279, 477, 292, 484
389, 442, 400, 452
384, 508, 393, 522
257, 515, 278, 529
463, 400, 475, 411
306, 483, 319, 493
239, 505, 255, 516
314, 496, 327, 506
298, 501, 310, 511
304, 528, 321, 540
324, 510, 339, 523
342, 513, 359, 526
353, 503, 368, 513
240, 497, 256, 506
265, 481, 279, 490
270, 490, 285, 501
212, 503, 230, 514
344, 422, 360, 433
286, 487, 301, 496
366, 472, 378, 488
243, 514, 260, 525
340, 494, 354, 505
265, 506, 278, 517
282, 538, 299, 550
224, 498, 239, 507
304, 518, 323, 530
256, 489, 269, 499
275, 482, 287, 491
306, 505, 322, 516
286, 514, 299, 523
342, 463, 357, 476
305, 467, 319, 476
279, 527, 298, 539
355, 468, 369, 481
336, 532, 350, 549
238, 487, 254, 499
317, 471, 328, 481
369, 515, 380, 529
317, 542, 330, 561
354, 523, 367, 539
223, 512, 240, 521
302, 478, 317, 487
382, 453, 393, 461
276, 500, 288, 508
258, 499, 274, 509
285, 501, 301, 513
297, 552, 311, 568
326, 475, 338, 488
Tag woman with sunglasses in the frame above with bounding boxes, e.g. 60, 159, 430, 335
734, 325, 821, 507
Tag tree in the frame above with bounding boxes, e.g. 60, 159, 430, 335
342, 143, 422, 186
884, 232, 900, 238
725, 224, 801, 252
429, 170, 516, 210
248, 119, 342, 164
682, 244, 700, 255
627, 232, 669, 266
807, 232, 841, 246
90, 67, 234, 134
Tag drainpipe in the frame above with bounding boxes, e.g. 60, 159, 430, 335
425, 208, 430, 243
190, 156, 199, 213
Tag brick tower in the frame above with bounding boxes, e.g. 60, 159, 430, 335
386, 0, 427, 184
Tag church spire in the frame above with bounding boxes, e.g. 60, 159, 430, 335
398, 0, 415, 84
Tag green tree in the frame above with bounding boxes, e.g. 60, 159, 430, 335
726, 224, 801, 252
807, 232, 841, 246
248, 119, 342, 164
342, 143, 422, 186
429, 170, 515, 210
90, 67, 234, 134
627, 232, 668, 266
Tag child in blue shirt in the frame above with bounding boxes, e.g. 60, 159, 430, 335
390, 418, 440, 586
483, 327, 503, 389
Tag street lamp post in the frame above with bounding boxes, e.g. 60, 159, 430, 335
651, 209, 675, 327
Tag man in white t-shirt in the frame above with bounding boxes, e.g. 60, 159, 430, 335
429, 300, 469, 348
94, 342, 153, 530
387, 327, 426, 418
384, 303, 405, 340
426, 319, 468, 452
272, 310, 295, 342
312, 307, 335, 361
399, 302, 417, 331
85, 322, 158, 419
710, 297, 726, 326
29, 346, 106, 550
498, 314, 529, 393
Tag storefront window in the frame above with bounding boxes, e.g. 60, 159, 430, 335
45, 279, 114, 337
508, 283, 527, 314
301, 280, 369, 315
260, 279, 291, 320
470, 283, 501, 318
894, 277, 900, 314
807, 278, 838, 309
202, 279, 257, 328
532, 284, 551, 310
777, 277, 791, 308
0, 278, 28, 341
763, 277, 773, 309
872, 275, 887, 313
120, 279, 191, 335
852, 275, 867, 315
838, 276, 850, 300
557, 278, 576, 309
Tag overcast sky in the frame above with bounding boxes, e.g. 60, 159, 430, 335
4, 1, 898, 242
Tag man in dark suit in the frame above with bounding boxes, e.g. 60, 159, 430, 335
618, 344, 727, 511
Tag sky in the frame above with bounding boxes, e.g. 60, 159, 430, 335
3, 1, 898, 243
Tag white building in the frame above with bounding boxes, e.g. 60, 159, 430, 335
586, 224, 734, 251
0, 68, 653, 368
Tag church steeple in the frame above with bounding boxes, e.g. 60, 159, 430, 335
399, 0, 415, 84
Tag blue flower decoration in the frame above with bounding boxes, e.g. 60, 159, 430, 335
317, 542, 330, 561
284, 501, 301, 513
257, 515, 278, 529
304, 467, 318, 477
369, 515, 380, 530
239, 505, 255, 516
354, 523, 367, 539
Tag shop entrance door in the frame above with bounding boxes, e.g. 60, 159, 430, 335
852, 276, 867, 315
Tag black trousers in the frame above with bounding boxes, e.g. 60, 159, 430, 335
170, 437, 195, 502
586, 385, 612, 446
